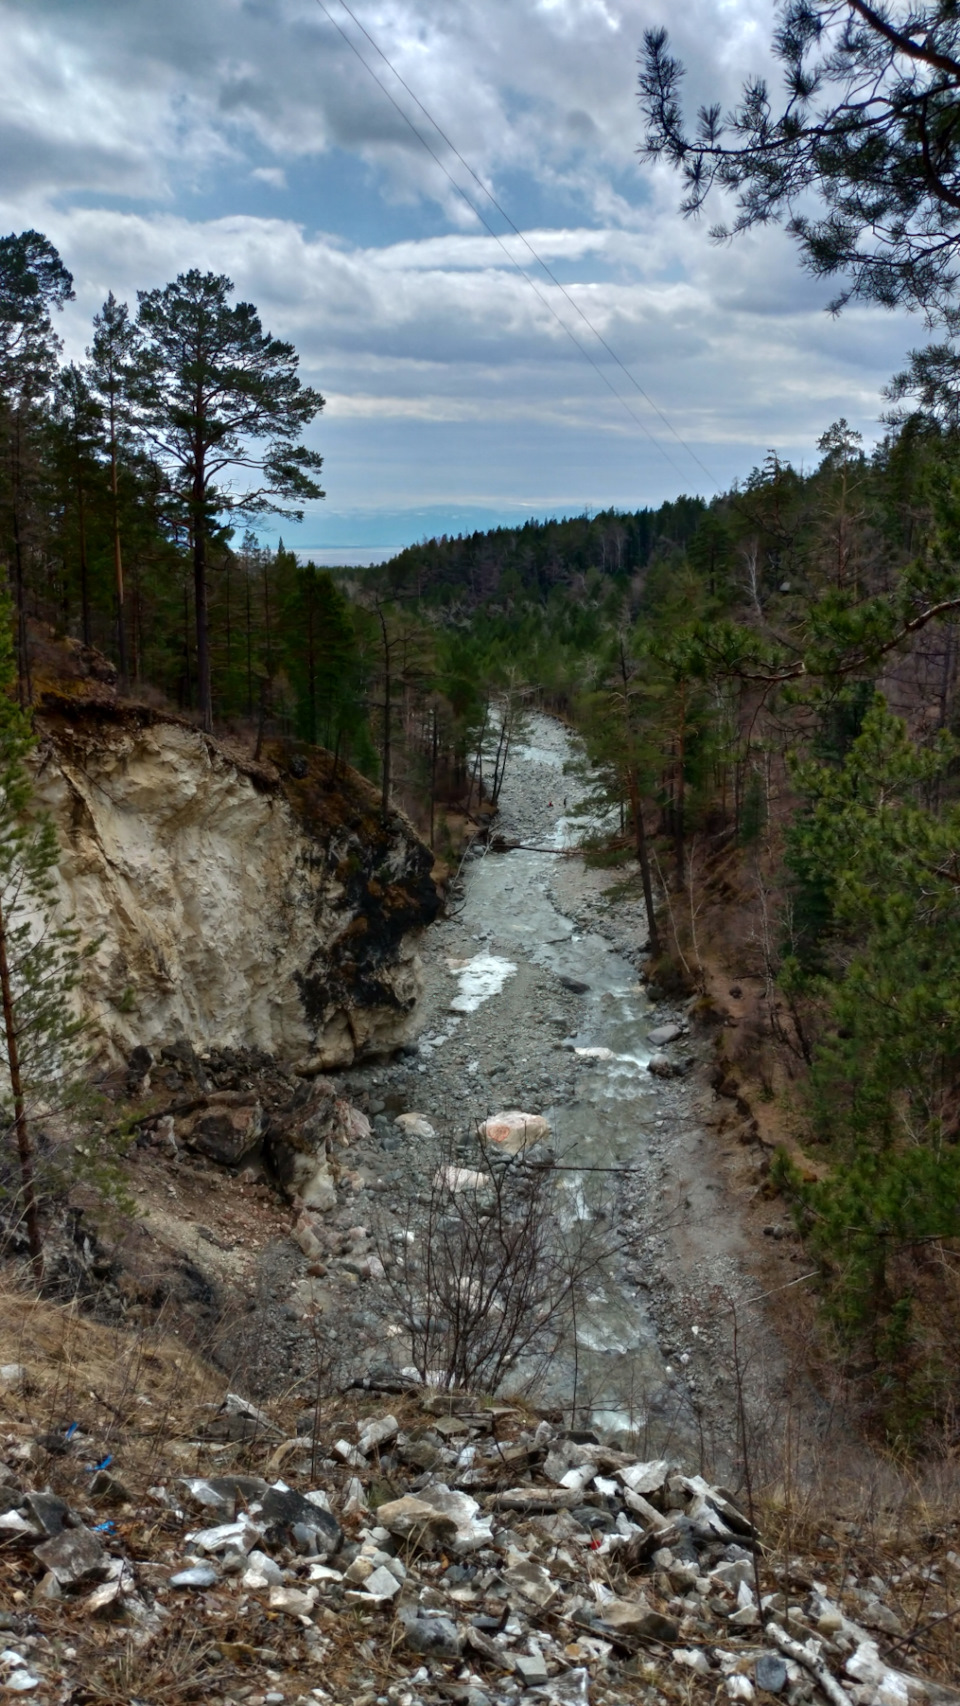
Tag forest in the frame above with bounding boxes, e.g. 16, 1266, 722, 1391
4, 215, 960, 1438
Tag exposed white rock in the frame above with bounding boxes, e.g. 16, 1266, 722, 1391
31, 711, 437, 1067
479, 1109, 551, 1154
395, 1113, 436, 1140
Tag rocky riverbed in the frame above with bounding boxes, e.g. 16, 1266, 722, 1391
331, 716, 796, 1464
87, 715, 806, 1473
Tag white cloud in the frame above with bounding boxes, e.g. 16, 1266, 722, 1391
0, 0, 926, 519
251, 165, 287, 188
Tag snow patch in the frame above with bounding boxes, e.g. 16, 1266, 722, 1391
448, 952, 517, 1013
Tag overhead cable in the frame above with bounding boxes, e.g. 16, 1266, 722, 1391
313, 0, 718, 488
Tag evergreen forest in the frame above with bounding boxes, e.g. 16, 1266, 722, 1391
6, 220, 960, 1438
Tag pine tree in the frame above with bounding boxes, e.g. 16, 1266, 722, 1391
87, 293, 143, 685
136, 271, 325, 732
0, 599, 88, 1282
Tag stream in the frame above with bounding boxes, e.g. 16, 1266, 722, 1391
351, 714, 739, 1448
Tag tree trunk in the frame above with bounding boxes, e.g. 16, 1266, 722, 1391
11, 417, 31, 708
182, 579, 192, 711
307, 583, 317, 745
429, 704, 439, 849
379, 610, 392, 820
673, 683, 687, 887
192, 474, 213, 732
0, 890, 42, 1284
627, 769, 660, 958
75, 463, 91, 650
245, 578, 253, 718
110, 435, 128, 689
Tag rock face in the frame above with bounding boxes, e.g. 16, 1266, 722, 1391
31, 700, 439, 1068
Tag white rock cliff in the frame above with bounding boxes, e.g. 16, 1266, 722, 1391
30, 701, 438, 1070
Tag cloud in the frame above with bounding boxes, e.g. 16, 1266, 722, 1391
0, 0, 777, 212
0, 0, 925, 527
251, 166, 287, 188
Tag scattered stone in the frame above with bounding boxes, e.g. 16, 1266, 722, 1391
504, 1560, 557, 1608
23, 1492, 69, 1537
242, 1550, 284, 1588
400, 1611, 462, 1660
261, 1485, 342, 1556
375, 1493, 458, 1548
169, 1564, 219, 1589
514, 1652, 550, 1686
479, 1109, 551, 1153
34, 1527, 105, 1587
268, 1584, 318, 1615
3, 1670, 40, 1694
647, 1022, 682, 1045
350, 1563, 402, 1602
89, 1470, 131, 1505
357, 1414, 399, 1455
395, 1113, 436, 1140
598, 1600, 679, 1643
755, 1654, 788, 1694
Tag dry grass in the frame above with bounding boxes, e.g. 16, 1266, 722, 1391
0, 1280, 221, 1468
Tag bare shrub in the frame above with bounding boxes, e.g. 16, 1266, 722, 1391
372, 1138, 606, 1393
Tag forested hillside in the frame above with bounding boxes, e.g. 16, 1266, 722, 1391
5, 215, 960, 1440
369, 404, 960, 1444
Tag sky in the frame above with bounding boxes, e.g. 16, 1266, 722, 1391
0, 0, 927, 563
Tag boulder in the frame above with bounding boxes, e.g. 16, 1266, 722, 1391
598, 1597, 679, 1643
260, 1485, 342, 1556
34, 1528, 106, 1588
267, 1080, 369, 1205
436, 1165, 489, 1193
395, 1112, 436, 1141
177, 1097, 264, 1166
648, 1023, 683, 1046
400, 1610, 462, 1660
375, 1494, 458, 1548
479, 1109, 551, 1155
293, 1211, 327, 1257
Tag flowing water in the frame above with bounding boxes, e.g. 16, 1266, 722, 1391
442, 717, 702, 1440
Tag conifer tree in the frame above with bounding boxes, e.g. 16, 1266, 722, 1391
0, 600, 87, 1282
0, 232, 73, 698
135, 271, 325, 732
88, 293, 142, 685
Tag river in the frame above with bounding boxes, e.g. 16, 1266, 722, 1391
349, 714, 771, 1459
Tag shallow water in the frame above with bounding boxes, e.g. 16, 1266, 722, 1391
454, 721, 685, 1439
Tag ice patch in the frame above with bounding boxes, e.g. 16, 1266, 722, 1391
449, 952, 517, 1013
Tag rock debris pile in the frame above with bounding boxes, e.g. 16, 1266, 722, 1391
0, 1378, 956, 1706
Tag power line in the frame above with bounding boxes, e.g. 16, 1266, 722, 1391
332, 0, 719, 491
313, 0, 715, 488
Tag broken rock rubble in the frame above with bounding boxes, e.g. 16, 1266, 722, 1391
0, 1398, 957, 1706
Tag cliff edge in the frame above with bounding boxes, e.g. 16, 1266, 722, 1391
29, 683, 439, 1070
